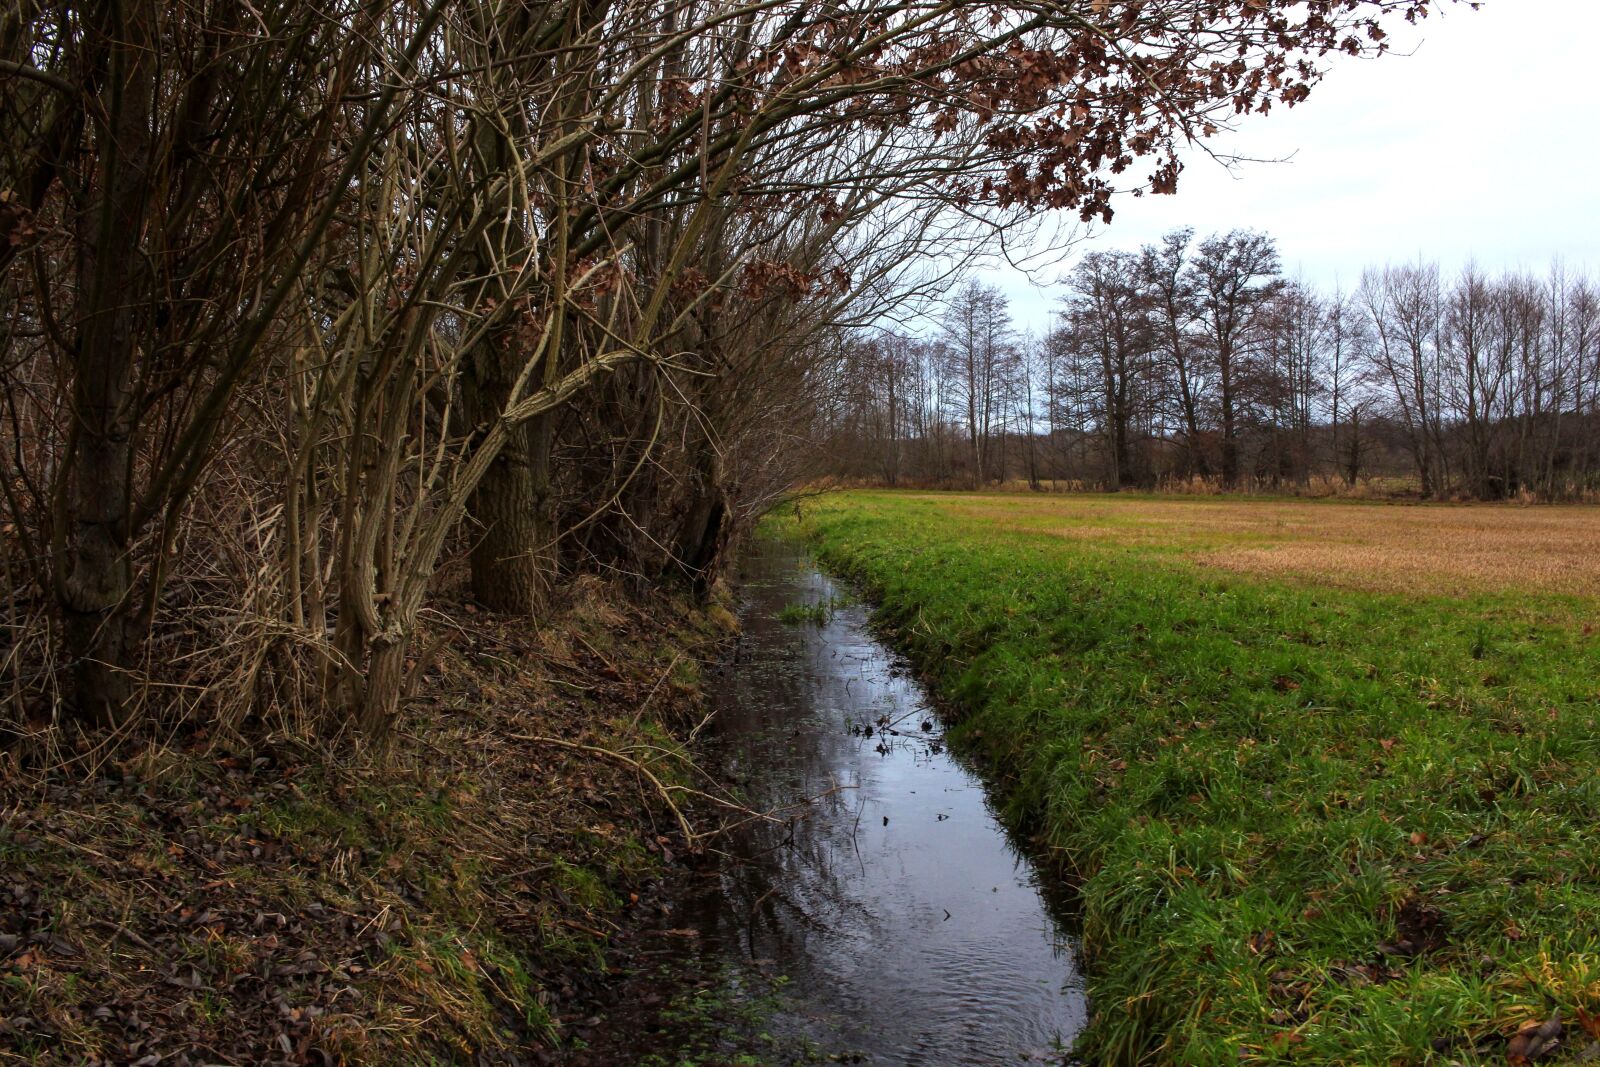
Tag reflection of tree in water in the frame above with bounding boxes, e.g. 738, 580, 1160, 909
689, 563, 885, 964
666, 539, 1085, 1064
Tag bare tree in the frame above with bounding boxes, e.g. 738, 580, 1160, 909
1058, 250, 1154, 489
0, 0, 1462, 742
1142, 229, 1212, 481
1191, 231, 1284, 490
1361, 263, 1447, 495
942, 281, 1016, 488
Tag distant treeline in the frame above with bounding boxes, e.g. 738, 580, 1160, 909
822, 230, 1600, 499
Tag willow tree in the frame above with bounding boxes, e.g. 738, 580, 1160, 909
0, 1, 442, 726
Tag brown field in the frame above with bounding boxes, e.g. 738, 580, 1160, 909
928, 493, 1600, 600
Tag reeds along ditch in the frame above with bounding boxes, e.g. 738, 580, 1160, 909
789, 491, 1600, 1066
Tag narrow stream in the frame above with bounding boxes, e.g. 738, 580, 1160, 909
674, 537, 1087, 1064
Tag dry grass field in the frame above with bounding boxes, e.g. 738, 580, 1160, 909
932, 494, 1600, 600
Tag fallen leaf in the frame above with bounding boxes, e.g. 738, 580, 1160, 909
1507, 1012, 1562, 1063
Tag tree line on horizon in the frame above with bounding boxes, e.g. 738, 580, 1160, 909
823, 230, 1600, 499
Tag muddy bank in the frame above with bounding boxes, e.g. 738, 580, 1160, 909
0, 578, 730, 1066
0, 537, 1088, 1066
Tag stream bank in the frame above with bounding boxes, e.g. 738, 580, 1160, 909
0, 576, 730, 1066
581, 536, 1087, 1065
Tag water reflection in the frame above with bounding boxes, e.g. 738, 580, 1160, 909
676, 539, 1086, 1065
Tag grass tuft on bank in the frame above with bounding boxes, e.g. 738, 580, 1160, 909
791, 491, 1600, 1065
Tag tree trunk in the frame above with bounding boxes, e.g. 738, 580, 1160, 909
1219, 360, 1239, 490
460, 116, 552, 614
463, 406, 553, 613
669, 443, 729, 599
58, 7, 155, 724
357, 632, 408, 745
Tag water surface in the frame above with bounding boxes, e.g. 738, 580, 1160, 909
673, 537, 1086, 1064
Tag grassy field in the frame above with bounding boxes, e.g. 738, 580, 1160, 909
787, 491, 1600, 1065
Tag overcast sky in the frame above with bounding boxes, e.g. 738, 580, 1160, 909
993, 0, 1600, 333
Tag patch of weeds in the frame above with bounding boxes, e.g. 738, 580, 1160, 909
633, 968, 826, 1067
702, 602, 741, 634
385, 925, 561, 1055
551, 858, 616, 912
1469, 622, 1491, 660
778, 600, 832, 626
193, 990, 231, 1025
484, 941, 558, 1043
671, 654, 702, 692
258, 794, 369, 847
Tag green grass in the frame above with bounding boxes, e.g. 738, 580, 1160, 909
786, 491, 1600, 1065
777, 600, 831, 626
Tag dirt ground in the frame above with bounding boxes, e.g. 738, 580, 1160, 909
0, 578, 738, 1066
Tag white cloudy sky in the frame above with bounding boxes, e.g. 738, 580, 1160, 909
993, 0, 1600, 333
